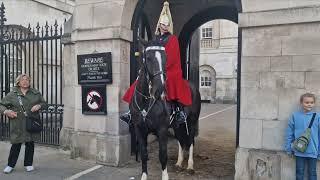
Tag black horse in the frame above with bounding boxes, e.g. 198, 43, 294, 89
129, 40, 201, 180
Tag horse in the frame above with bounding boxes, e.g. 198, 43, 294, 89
129, 39, 201, 180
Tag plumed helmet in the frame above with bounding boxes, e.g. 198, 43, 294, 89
155, 1, 173, 35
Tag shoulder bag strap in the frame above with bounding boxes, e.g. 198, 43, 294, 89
16, 95, 28, 117
308, 113, 317, 128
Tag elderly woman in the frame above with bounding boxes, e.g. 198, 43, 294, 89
0, 74, 46, 174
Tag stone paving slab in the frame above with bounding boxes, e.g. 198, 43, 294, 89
0, 142, 96, 180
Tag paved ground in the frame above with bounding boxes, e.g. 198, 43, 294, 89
0, 143, 96, 180
0, 103, 236, 180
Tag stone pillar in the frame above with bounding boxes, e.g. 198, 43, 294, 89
60, 16, 76, 153
60, 0, 136, 166
236, 1, 320, 179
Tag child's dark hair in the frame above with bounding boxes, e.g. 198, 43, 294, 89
300, 93, 316, 103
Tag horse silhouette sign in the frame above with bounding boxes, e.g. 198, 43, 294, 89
82, 85, 107, 115
87, 90, 102, 110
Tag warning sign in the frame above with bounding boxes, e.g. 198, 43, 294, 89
86, 90, 102, 110
82, 85, 107, 115
77, 52, 112, 85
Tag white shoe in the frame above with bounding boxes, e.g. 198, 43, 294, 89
3, 166, 13, 174
25, 166, 34, 172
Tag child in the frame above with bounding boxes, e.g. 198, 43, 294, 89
285, 93, 319, 180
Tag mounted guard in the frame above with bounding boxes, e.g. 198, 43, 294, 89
121, 1, 192, 127
119, 2, 201, 179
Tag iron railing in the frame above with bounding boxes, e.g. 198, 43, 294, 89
0, 3, 64, 145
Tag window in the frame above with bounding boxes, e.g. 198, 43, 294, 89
200, 70, 212, 87
202, 27, 213, 39
201, 77, 212, 87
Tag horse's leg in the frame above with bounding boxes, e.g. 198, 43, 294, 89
136, 130, 148, 180
175, 141, 184, 168
187, 121, 195, 173
158, 128, 169, 180
187, 143, 194, 170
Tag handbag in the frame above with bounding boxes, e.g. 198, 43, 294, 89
293, 113, 317, 153
17, 95, 43, 133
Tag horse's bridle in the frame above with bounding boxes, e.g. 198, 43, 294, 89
133, 45, 167, 121
143, 46, 166, 81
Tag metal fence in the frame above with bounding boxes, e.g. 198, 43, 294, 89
0, 3, 64, 145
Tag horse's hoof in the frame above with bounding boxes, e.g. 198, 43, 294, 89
141, 173, 147, 180
186, 169, 195, 175
174, 164, 183, 172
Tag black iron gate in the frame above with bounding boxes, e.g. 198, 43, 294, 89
0, 3, 64, 145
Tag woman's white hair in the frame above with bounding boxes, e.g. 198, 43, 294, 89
15, 74, 31, 87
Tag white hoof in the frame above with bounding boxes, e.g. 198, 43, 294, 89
141, 172, 147, 180
162, 167, 169, 180
175, 142, 184, 167
187, 159, 194, 170
175, 163, 182, 168
187, 144, 194, 170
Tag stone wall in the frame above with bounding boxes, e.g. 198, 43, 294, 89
236, 2, 320, 179
60, 0, 138, 166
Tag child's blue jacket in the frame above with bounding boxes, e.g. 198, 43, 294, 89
284, 110, 320, 159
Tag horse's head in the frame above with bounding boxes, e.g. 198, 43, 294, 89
140, 40, 167, 99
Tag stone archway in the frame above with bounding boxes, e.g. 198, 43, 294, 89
124, 0, 242, 177
179, 5, 238, 78
128, 0, 241, 81
103, 1, 320, 177
62, 0, 243, 169
128, 0, 242, 147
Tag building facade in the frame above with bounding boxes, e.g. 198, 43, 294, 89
2, 0, 73, 27
199, 20, 238, 103
0, 0, 73, 93
1, 1, 320, 179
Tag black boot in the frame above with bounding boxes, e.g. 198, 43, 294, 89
176, 107, 186, 123
120, 111, 131, 124
173, 103, 187, 128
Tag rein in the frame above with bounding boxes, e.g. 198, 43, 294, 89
132, 45, 167, 122
144, 46, 166, 80
150, 70, 164, 79
133, 84, 157, 122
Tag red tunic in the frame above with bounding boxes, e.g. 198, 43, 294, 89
122, 35, 192, 106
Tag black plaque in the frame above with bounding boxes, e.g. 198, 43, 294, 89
82, 85, 107, 115
78, 52, 112, 84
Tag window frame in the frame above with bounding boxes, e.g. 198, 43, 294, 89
200, 70, 213, 88
201, 27, 213, 39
